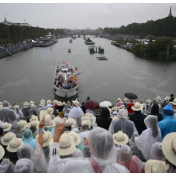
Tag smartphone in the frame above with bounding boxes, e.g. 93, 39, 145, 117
63, 123, 72, 131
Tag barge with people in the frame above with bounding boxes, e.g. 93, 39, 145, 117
53, 64, 79, 98
36, 35, 58, 47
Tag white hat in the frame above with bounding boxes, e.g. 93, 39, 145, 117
131, 102, 143, 111
156, 96, 161, 101
80, 120, 91, 128
113, 131, 129, 145
7, 138, 24, 153
40, 99, 45, 103
72, 100, 79, 107
2, 122, 12, 132
18, 120, 27, 131
23, 102, 29, 106
68, 131, 81, 146
57, 101, 63, 106
124, 98, 129, 102
82, 116, 90, 121
53, 117, 62, 124
62, 102, 65, 105
30, 115, 38, 122
111, 107, 117, 112
117, 98, 121, 102
112, 116, 119, 121
0, 145, 5, 160
162, 132, 176, 165
85, 113, 93, 119
143, 103, 146, 108
35, 131, 53, 147
47, 100, 51, 104
146, 99, 151, 103
116, 107, 120, 111
53, 100, 58, 104
30, 101, 34, 105
1, 133, 16, 146
120, 105, 125, 109
14, 105, 19, 110
31, 104, 36, 108
47, 108, 54, 115
164, 96, 170, 101
171, 98, 176, 106
145, 160, 169, 173
40, 113, 55, 128
31, 121, 39, 128
27, 123, 31, 128
39, 102, 45, 107
66, 118, 76, 128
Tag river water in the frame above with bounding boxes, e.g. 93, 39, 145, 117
0, 36, 176, 106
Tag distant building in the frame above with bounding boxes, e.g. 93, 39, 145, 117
1, 17, 13, 25
168, 6, 173, 17
0, 17, 31, 26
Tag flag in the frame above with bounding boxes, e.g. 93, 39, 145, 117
63, 61, 66, 64
75, 67, 78, 71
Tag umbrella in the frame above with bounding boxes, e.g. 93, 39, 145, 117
124, 93, 138, 100
99, 101, 112, 107
84, 100, 99, 110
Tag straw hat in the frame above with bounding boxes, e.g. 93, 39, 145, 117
40, 99, 45, 103
47, 108, 54, 115
116, 107, 120, 111
145, 160, 169, 173
120, 105, 125, 109
30, 101, 34, 105
112, 116, 119, 121
85, 113, 94, 119
162, 132, 176, 165
117, 98, 121, 102
40, 114, 55, 128
164, 96, 170, 101
82, 116, 90, 121
146, 99, 151, 103
0, 145, 5, 160
124, 98, 129, 102
23, 102, 29, 106
35, 131, 53, 147
47, 100, 51, 104
143, 103, 146, 108
18, 120, 27, 131
14, 105, 19, 110
39, 102, 45, 107
53, 117, 61, 124
68, 131, 81, 146
53, 100, 58, 104
131, 102, 143, 111
31, 121, 39, 128
62, 102, 65, 105
7, 138, 24, 153
59, 133, 76, 156
30, 115, 38, 122
2, 122, 12, 132
57, 101, 63, 106
171, 98, 176, 106
93, 119, 97, 127
113, 131, 129, 145
31, 104, 36, 108
27, 123, 31, 128
72, 100, 79, 107
80, 120, 91, 128
66, 118, 76, 128
111, 107, 117, 112
156, 96, 161, 101
1, 133, 16, 146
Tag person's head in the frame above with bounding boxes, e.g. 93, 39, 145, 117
151, 142, 165, 160
171, 94, 174, 98
151, 103, 159, 114
14, 123, 22, 132
87, 127, 116, 162
23, 129, 33, 139
14, 158, 34, 173
81, 125, 89, 132
17, 144, 34, 159
117, 109, 128, 119
29, 126, 36, 133
101, 107, 110, 118
0, 127, 3, 136
119, 145, 132, 163
2, 101, 10, 108
162, 104, 174, 120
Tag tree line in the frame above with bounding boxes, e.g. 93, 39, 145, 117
103, 16, 176, 38
0, 23, 65, 45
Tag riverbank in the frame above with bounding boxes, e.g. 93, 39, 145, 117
0, 44, 33, 59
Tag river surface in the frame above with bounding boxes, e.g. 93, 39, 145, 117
0, 36, 176, 106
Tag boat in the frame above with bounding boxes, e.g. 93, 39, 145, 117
68, 49, 71, 52
96, 57, 108, 61
97, 46, 104, 53
85, 38, 95, 45
37, 35, 58, 47
88, 46, 96, 54
69, 39, 72, 43
53, 64, 79, 98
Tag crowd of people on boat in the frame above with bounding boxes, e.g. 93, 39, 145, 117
0, 93, 176, 173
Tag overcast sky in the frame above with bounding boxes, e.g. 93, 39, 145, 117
0, 2, 176, 29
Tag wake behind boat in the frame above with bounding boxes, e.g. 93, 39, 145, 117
53, 64, 79, 98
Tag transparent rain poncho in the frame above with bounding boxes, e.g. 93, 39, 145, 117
72, 148, 84, 158
158, 104, 176, 139
0, 158, 15, 173
118, 145, 145, 173
109, 109, 138, 140
15, 108, 24, 117
68, 106, 84, 127
151, 142, 165, 160
67, 101, 71, 108
14, 158, 34, 173
135, 115, 162, 160
22, 129, 37, 150
0, 101, 18, 126
17, 144, 35, 159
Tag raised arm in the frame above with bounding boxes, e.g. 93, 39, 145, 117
38, 120, 45, 148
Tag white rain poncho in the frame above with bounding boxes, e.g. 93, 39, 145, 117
17, 144, 35, 159
15, 108, 24, 117
14, 159, 34, 173
0, 158, 15, 173
146, 102, 151, 113
68, 106, 84, 127
72, 148, 84, 158
47, 127, 129, 173
0, 101, 18, 126
118, 145, 145, 173
109, 109, 138, 140
135, 115, 162, 160
151, 142, 165, 160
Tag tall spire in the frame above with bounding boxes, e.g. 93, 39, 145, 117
4, 14, 6, 22
168, 6, 172, 16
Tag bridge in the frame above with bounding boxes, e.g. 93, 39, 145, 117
65, 31, 101, 37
